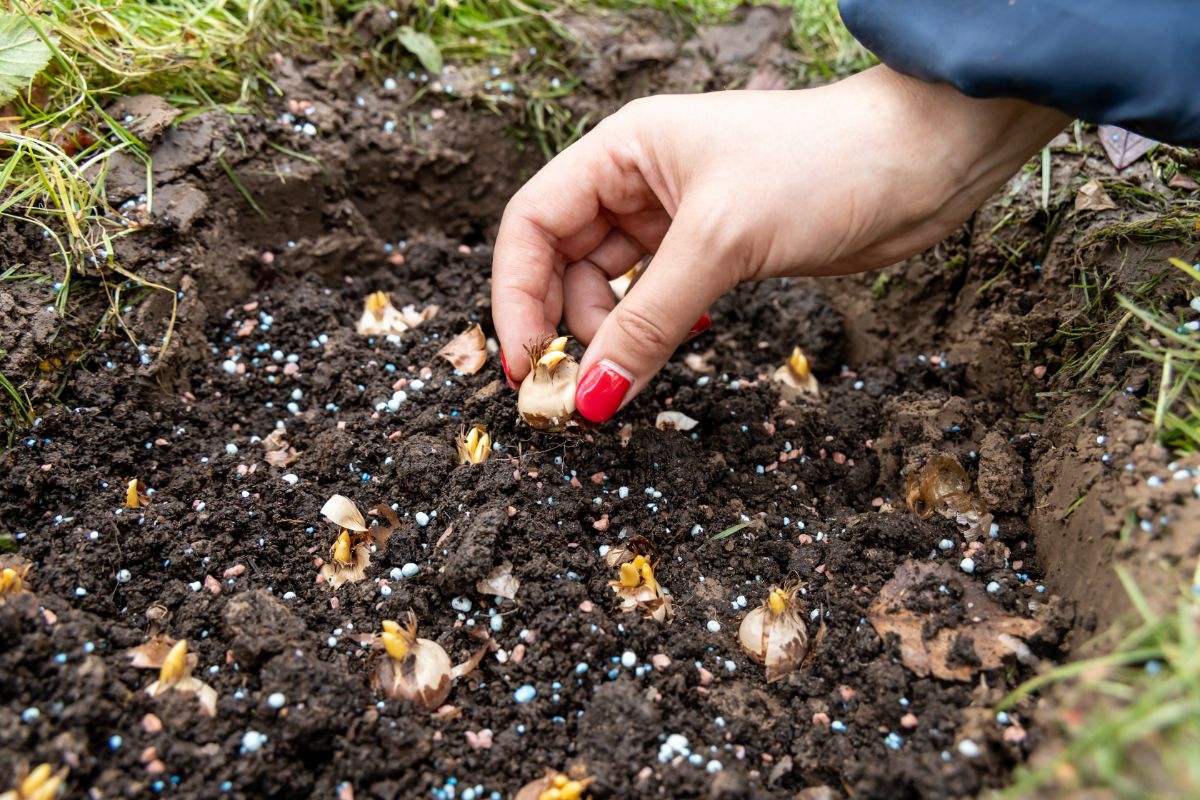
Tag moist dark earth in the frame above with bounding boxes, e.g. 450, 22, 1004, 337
3, 6, 1198, 800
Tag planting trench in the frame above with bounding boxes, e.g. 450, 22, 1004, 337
3, 10, 1199, 800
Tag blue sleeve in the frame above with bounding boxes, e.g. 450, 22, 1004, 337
838, 0, 1200, 145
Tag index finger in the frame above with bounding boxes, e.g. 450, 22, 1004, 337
490, 117, 651, 382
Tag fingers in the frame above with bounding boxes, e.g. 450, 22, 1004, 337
574, 205, 731, 423
562, 226, 649, 345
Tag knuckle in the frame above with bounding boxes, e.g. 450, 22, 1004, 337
615, 303, 674, 355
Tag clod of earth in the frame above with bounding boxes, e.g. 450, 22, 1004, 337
737, 584, 809, 683
867, 560, 1045, 682
517, 336, 581, 431
772, 346, 819, 401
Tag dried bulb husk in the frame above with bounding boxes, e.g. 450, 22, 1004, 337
607, 546, 673, 623
437, 323, 488, 375
4, 763, 69, 800
456, 424, 491, 465
738, 586, 808, 682
143, 639, 218, 717
320, 494, 368, 531
515, 767, 593, 800
517, 336, 581, 431
356, 291, 438, 336
373, 612, 454, 711
476, 560, 520, 600
128, 634, 194, 671
772, 347, 820, 401
904, 454, 989, 536
655, 411, 699, 431
319, 532, 371, 589
125, 478, 150, 509
261, 427, 299, 467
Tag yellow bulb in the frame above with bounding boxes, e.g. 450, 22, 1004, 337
0, 567, 20, 594
366, 291, 389, 316
465, 427, 480, 452
537, 350, 568, 369
619, 562, 641, 588
25, 771, 64, 800
639, 562, 655, 583
788, 347, 809, 379
768, 588, 787, 615
547, 336, 569, 353
631, 555, 646, 569
20, 764, 53, 797
159, 639, 188, 685
125, 478, 143, 509
475, 432, 490, 462
382, 619, 401, 635
381, 630, 409, 662
538, 790, 562, 800
551, 774, 568, 789
560, 780, 584, 800
332, 530, 352, 564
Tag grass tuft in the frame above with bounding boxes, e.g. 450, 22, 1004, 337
998, 564, 1200, 799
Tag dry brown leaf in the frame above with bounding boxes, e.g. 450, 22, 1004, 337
1074, 179, 1117, 212
437, 323, 487, 375
1098, 125, 1155, 170
867, 560, 1040, 682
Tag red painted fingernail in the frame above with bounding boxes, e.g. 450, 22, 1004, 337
575, 360, 634, 423
500, 349, 520, 390
689, 312, 711, 337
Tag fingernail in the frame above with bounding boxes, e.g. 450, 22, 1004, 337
500, 349, 520, 390
688, 312, 712, 337
575, 359, 634, 423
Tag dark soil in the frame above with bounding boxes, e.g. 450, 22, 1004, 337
3, 6, 1198, 800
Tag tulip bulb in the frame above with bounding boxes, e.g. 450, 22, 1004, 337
772, 346, 820, 401
0, 564, 29, 599
125, 478, 150, 509
515, 767, 593, 800
608, 546, 672, 623
738, 585, 809, 682
317, 495, 397, 590
517, 336, 581, 431
7, 763, 68, 800
373, 613, 454, 711
456, 424, 492, 465
356, 291, 439, 336
143, 638, 219, 716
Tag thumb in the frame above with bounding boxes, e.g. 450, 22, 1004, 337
574, 208, 729, 423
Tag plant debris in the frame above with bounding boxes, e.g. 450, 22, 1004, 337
867, 560, 1044, 682
1074, 179, 1117, 212
904, 454, 990, 536
355, 290, 438, 336
476, 560, 519, 600
317, 495, 396, 589
655, 411, 698, 431
437, 323, 487, 374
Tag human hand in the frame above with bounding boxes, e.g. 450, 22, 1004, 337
491, 65, 1068, 422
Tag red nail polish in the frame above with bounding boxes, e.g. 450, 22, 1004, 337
500, 349, 520, 390
575, 360, 633, 423
689, 312, 712, 336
